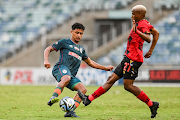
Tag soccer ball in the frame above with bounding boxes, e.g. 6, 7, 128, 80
59, 96, 76, 112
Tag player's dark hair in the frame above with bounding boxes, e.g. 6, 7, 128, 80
72, 23, 85, 30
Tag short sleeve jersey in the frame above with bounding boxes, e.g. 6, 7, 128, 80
125, 19, 154, 62
52, 39, 88, 76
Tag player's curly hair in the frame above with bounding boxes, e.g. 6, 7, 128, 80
72, 23, 85, 30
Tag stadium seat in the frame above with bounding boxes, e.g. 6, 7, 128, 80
0, 0, 136, 62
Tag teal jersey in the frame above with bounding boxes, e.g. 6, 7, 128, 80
52, 39, 88, 76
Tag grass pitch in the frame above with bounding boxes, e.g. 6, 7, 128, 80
0, 85, 180, 120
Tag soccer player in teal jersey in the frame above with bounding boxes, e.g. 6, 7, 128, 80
44, 23, 114, 117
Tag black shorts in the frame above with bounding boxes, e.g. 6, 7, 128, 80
114, 56, 142, 80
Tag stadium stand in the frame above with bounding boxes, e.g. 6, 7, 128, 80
0, 0, 179, 68
0, 0, 135, 63
153, 0, 179, 10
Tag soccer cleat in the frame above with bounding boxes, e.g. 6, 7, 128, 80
64, 111, 79, 117
47, 96, 59, 106
77, 90, 91, 106
149, 101, 159, 118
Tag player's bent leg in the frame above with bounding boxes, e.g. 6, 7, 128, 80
74, 82, 91, 107
75, 82, 91, 106
65, 82, 86, 117
47, 75, 71, 106
74, 82, 87, 106
123, 79, 159, 118
47, 84, 62, 106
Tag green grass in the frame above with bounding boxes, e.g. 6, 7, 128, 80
0, 85, 180, 120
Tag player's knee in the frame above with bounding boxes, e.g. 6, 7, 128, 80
64, 79, 71, 85
61, 75, 71, 85
124, 83, 131, 91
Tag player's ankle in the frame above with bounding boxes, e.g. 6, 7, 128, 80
147, 100, 153, 107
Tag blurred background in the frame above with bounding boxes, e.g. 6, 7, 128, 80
0, 0, 180, 86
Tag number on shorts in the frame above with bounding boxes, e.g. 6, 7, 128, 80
123, 62, 131, 72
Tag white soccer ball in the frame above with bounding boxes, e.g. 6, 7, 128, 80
59, 96, 76, 112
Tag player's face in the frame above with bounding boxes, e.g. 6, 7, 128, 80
131, 9, 142, 22
71, 29, 84, 43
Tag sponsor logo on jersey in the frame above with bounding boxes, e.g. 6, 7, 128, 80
62, 69, 67, 74
68, 51, 82, 60
74, 47, 79, 51
80, 48, 83, 53
69, 45, 73, 48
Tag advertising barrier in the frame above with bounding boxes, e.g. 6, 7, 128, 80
1, 68, 179, 85
0, 67, 118, 85
150, 70, 180, 82
0, 68, 56, 85
135, 69, 149, 81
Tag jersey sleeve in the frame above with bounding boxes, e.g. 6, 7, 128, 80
137, 21, 151, 34
82, 47, 88, 60
51, 39, 65, 51
149, 24, 154, 31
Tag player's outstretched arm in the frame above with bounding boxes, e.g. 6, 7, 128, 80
132, 20, 151, 43
83, 57, 114, 71
144, 28, 159, 58
44, 46, 54, 69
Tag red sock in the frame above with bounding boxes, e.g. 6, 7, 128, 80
137, 91, 153, 107
88, 86, 106, 101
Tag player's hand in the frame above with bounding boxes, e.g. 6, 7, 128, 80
132, 20, 137, 32
105, 65, 114, 71
44, 61, 51, 69
144, 51, 152, 58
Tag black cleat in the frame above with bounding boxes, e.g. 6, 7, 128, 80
149, 101, 159, 118
47, 96, 59, 106
64, 111, 79, 117
77, 90, 91, 106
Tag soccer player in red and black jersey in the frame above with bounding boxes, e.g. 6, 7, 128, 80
77, 5, 160, 118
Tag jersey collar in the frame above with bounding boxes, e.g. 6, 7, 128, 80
70, 38, 79, 45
